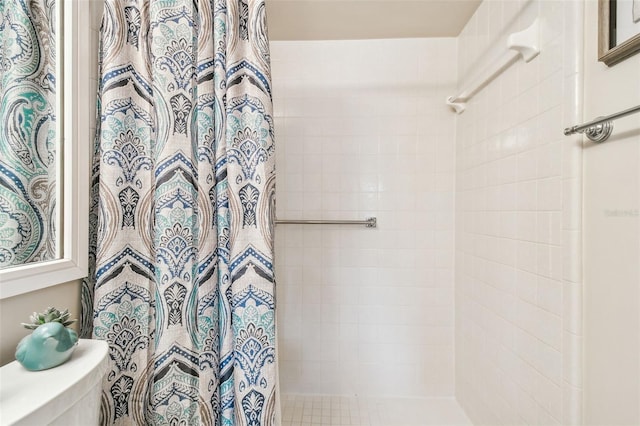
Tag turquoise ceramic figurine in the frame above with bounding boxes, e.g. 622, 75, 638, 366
15, 307, 79, 371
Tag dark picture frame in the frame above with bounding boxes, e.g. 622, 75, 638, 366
598, 0, 640, 66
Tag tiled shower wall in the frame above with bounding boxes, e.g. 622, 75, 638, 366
271, 39, 458, 397
454, 0, 583, 424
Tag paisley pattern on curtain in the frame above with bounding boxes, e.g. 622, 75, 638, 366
81, 0, 276, 424
0, 0, 57, 268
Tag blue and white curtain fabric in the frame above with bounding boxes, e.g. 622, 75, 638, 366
81, 0, 276, 424
0, 0, 57, 268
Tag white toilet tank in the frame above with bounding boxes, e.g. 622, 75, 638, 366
0, 339, 108, 426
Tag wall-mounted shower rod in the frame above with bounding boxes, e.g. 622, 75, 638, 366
275, 217, 377, 228
563, 104, 640, 143
446, 19, 540, 114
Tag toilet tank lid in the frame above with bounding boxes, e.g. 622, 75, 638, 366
0, 339, 109, 426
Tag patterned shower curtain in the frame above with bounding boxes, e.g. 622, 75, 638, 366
81, 0, 276, 424
0, 0, 57, 268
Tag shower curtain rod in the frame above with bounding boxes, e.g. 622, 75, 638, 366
563, 104, 640, 143
275, 217, 377, 228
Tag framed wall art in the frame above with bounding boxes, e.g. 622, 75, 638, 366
599, 0, 640, 65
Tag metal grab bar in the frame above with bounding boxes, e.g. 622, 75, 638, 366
446, 19, 540, 114
564, 104, 640, 143
275, 217, 377, 228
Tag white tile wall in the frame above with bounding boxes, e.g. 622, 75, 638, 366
271, 38, 458, 397
454, 1, 583, 425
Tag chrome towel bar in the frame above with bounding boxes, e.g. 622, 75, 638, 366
275, 217, 377, 228
564, 104, 640, 143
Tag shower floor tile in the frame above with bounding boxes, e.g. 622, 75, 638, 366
280, 394, 472, 426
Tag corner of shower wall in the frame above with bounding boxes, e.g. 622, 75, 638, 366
560, 0, 585, 423
453, 0, 584, 424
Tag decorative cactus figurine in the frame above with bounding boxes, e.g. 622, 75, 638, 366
16, 307, 79, 371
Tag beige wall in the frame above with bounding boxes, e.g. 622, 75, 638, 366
0, 280, 81, 366
583, 1, 640, 425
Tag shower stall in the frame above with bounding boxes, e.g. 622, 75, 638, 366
272, 37, 462, 425
271, 0, 589, 425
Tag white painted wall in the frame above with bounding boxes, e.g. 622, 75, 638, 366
271, 38, 458, 397
454, 1, 583, 424
583, 1, 640, 424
